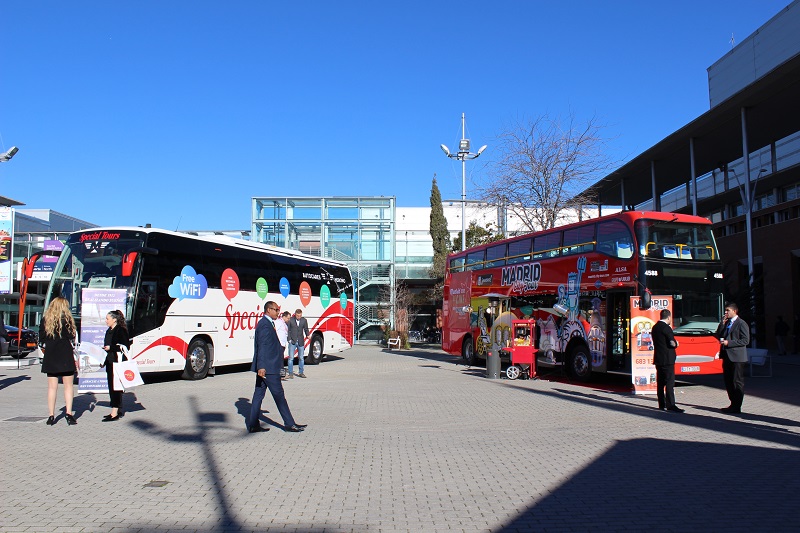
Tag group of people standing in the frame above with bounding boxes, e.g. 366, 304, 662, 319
38, 296, 309, 435
274, 307, 310, 380
39, 296, 130, 425
652, 302, 751, 415
38, 294, 757, 428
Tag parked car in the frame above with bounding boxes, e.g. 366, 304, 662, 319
1, 325, 40, 359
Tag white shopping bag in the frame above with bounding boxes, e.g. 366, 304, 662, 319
112, 346, 143, 391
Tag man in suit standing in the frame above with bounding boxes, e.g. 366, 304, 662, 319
651, 309, 684, 413
715, 302, 751, 414
287, 309, 310, 379
248, 301, 307, 433
276, 310, 290, 379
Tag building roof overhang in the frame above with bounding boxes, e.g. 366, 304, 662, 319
585, 52, 800, 207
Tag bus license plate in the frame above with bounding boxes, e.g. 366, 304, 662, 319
681, 366, 700, 373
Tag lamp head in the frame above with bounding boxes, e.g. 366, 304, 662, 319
440, 144, 451, 157
0, 146, 19, 162
477, 145, 487, 155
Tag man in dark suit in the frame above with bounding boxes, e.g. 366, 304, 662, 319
248, 301, 307, 433
651, 309, 684, 413
287, 308, 310, 379
715, 302, 751, 414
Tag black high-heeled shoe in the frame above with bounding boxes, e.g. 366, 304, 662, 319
65, 414, 77, 425
45, 416, 55, 426
102, 414, 120, 422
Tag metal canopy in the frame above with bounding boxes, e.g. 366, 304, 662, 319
586, 52, 800, 207
0, 196, 25, 207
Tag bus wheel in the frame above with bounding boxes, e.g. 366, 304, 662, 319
183, 339, 210, 380
306, 334, 324, 365
568, 344, 592, 382
506, 365, 521, 380
462, 336, 477, 366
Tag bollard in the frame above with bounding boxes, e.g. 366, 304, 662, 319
486, 345, 501, 379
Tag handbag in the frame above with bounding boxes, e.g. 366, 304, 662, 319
112, 346, 143, 391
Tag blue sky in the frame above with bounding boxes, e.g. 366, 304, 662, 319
0, 1, 791, 231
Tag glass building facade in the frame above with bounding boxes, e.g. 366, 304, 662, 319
252, 197, 396, 342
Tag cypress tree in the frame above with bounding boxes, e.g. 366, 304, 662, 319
429, 175, 449, 281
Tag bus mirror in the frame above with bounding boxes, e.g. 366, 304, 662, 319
640, 291, 651, 310
121, 246, 158, 277
122, 252, 138, 277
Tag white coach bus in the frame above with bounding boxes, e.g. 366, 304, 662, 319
42, 227, 354, 379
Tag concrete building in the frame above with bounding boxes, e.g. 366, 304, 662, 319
585, 0, 800, 351
0, 205, 96, 327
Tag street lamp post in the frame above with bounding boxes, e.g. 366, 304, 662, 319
441, 114, 486, 251
729, 166, 767, 348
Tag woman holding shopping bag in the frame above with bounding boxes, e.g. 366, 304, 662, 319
39, 296, 79, 426
101, 309, 131, 422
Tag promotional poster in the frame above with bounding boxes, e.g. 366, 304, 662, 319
77, 288, 128, 394
630, 295, 673, 395
0, 207, 13, 294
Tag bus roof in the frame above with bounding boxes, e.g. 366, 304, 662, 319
68, 226, 350, 269
447, 210, 713, 258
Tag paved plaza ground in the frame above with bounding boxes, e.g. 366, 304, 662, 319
1, 345, 799, 532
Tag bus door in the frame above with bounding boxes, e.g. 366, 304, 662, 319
132, 280, 159, 335
607, 291, 631, 372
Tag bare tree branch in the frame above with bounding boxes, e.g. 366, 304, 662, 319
476, 112, 615, 231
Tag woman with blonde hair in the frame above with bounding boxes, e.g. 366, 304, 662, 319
39, 296, 78, 426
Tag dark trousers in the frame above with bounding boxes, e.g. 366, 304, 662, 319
722, 354, 746, 409
656, 364, 676, 408
249, 374, 296, 429
105, 362, 123, 409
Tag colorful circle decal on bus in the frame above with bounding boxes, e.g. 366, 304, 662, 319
340, 292, 347, 310
279, 277, 290, 298
168, 266, 208, 301
320, 284, 331, 308
256, 277, 268, 300
221, 268, 239, 301
299, 281, 311, 307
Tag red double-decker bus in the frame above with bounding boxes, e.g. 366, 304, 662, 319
442, 211, 725, 381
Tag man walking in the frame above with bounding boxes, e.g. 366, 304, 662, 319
651, 309, 683, 413
715, 302, 750, 414
248, 301, 307, 433
287, 309, 310, 378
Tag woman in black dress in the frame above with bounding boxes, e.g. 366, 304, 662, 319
39, 296, 78, 426
102, 309, 131, 422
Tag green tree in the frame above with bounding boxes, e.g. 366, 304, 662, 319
428, 175, 449, 281
451, 221, 504, 252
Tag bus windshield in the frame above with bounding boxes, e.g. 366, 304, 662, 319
635, 219, 719, 260
49, 231, 146, 317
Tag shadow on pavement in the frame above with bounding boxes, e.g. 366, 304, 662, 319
498, 438, 800, 532
129, 396, 241, 530
0, 374, 31, 391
